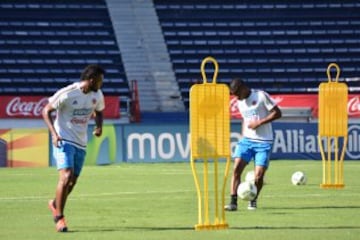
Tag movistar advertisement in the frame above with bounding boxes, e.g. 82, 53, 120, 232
84, 124, 123, 165
123, 124, 189, 163
81, 122, 360, 164
4, 122, 358, 167
121, 123, 359, 162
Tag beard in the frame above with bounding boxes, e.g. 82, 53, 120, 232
90, 85, 99, 92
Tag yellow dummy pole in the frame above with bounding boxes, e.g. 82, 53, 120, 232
318, 63, 348, 189
190, 57, 231, 230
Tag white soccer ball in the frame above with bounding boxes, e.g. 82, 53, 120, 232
237, 181, 257, 201
245, 170, 255, 183
245, 170, 266, 184
291, 171, 307, 185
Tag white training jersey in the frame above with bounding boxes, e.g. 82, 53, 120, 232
236, 89, 277, 142
48, 82, 105, 148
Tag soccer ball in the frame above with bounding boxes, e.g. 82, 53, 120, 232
245, 170, 266, 184
291, 171, 307, 185
237, 181, 257, 201
245, 170, 255, 183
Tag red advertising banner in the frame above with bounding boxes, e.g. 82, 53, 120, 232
0, 96, 120, 119
230, 94, 360, 119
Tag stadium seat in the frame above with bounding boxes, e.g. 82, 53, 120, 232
154, 0, 360, 108
0, 0, 130, 108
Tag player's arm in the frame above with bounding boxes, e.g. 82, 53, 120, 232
248, 91, 282, 129
248, 105, 281, 129
42, 103, 62, 147
93, 110, 103, 137
259, 105, 282, 125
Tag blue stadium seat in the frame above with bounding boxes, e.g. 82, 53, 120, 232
154, 0, 360, 107
0, 0, 129, 100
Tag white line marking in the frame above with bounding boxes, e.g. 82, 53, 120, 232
0, 190, 194, 201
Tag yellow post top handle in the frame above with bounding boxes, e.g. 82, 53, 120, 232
326, 63, 341, 83
201, 56, 219, 84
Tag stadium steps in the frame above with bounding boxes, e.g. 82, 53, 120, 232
106, 0, 185, 112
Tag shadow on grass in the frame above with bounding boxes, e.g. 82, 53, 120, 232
71, 226, 194, 233
264, 205, 360, 210
232, 225, 360, 230
67, 224, 360, 233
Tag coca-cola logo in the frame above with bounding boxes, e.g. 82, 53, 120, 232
70, 117, 88, 124
348, 96, 360, 116
6, 97, 48, 117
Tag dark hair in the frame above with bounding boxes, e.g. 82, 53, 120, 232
230, 78, 245, 94
80, 64, 105, 80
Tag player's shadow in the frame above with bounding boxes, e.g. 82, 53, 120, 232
72, 226, 194, 233
232, 225, 360, 230
67, 224, 360, 233
195, 137, 217, 157
263, 205, 360, 210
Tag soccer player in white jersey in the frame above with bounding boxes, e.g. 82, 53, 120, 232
225, 78, 282, 211
42, 64, 105, 232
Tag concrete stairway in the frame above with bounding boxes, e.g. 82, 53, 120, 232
106, 0, 185, 112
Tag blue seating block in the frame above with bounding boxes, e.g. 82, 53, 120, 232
154, 0, 360, 108
0, 0, 129, 99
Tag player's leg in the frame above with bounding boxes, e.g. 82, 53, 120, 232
254, 165, 266, 199
246, 165, 266, 210
226, 158, 247, 210
50, 142, 76, 232
54, 145, 85, 232
56, 168, 74, 217
67, 146, 86, 195
66, 175, 78, 196
225, 139, 252, 211
230, 158, 247, 196
249, 142, 271, 210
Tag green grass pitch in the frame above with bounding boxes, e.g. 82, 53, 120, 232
0, 160, 359, 240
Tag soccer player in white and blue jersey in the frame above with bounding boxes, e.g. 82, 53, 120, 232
225, 78, 282, 211
42, 64, 105, 232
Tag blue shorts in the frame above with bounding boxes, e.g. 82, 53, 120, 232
53, 142, 86, 176
233, 138, 272, 168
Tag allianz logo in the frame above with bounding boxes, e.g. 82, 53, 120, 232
273, 126, 360, 159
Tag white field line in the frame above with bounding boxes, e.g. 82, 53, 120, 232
0, 190, 193, 201
0, 191, 359, 202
